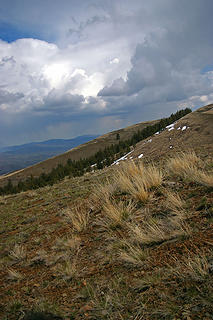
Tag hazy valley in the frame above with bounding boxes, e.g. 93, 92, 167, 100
0, 135, 98, 175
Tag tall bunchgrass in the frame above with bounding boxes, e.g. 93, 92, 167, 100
9, 244, 26, 261
116, 161, 163, 203
8, 268, 23, 281
169, 253, 209, 281
167, 151, 201, 177
119, 241, 149, 266
188, 169, 213, 187
103, 199, 136, 225
167, 152, 213, 187
64, 205, 89, 232
56, 257, 79, 281
166, 191, 188, 219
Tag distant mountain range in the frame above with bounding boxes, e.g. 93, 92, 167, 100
0, 135, 98, 175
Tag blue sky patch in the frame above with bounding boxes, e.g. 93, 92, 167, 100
201, 64, 213, 74
0, 22, 43, 42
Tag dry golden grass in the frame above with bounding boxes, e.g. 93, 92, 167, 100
166, 152, 213, 187
128, 217, 187, 246
187, 168, 213, 187
166, 191, 188, 219
167, 151, 201, 177
95, 179, 117, 200
170, 254, 210, 281
7, 268, 23, 281
53, 235, 81, 252
119, 242, 149, 266
64, 205, 89, 232
120, 160, 145, 177
128, 221, 168, 245
101, 199, 136, 230
117, 171, 150, 203
56, 257, 79, 281
166, 191, 185, 211
144, 164, 164, 189
116, 161, 163, 203
92, 179, 118, 210
9, 244, 26, 261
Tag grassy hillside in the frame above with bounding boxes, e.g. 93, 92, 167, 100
131, 104, 213, 161
0, 151, 212, 319
0, 119, 159, 188
0, 104, 212, 319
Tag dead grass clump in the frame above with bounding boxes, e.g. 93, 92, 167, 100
117, 171, 150, 203
128, 221, 169, 245
121, 160, 145, 177
167, 151, 201, 177
170, 254, 210, 281
8, 268, 23, 281
166, 191, 188, 219
144, 164, 164, 189
102, 199, 136, 229
9, 244, 26, 261
116, 161, 163, 203
94, 179, 118, 202
187, 169, 213, 188
128, 217, 187, 246
167, 152, 213, 187
64, 205, 89, 232
119, 242, 149, 266
53, 235, 81, 252
133, 270, 164, 291
56, 257, 79, 281
166, 191, 185, 211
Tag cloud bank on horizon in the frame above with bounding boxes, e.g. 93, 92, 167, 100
0, 0, 213, 147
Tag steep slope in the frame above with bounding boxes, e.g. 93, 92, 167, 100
0, 119, 159, 187
0, 104, 212, 319
132, 104, 213, 161
0, 151, 212, 320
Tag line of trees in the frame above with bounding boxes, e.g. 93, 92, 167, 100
0, 108, 191, 195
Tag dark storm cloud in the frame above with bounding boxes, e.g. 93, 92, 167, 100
0, 89, 24, 104
98, 78, 126, 97
41, 90, 85, 113
98, 0, 213, 114
1, 0, 213, 147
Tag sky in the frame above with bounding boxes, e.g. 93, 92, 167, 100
0, 0, 213, 147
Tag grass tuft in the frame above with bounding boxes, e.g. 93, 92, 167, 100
128, 217, 187, 246
9, 244, 26, 261
116, 161, 163, 203
64, 205, 89, 232
119, 242, 149, 266
8, 268, 23, 281
167, 152, 213, 187
103, 199, 136, 226
144, 164, 164, 189
188, 169, 213, 187
166, 191, 188, 219
167, 151, 201, 177
170, 253, 210, 281
56, 257, 79, 281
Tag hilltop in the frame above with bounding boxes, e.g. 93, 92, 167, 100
0, 104, 212, 320
132, 104, 213, 161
